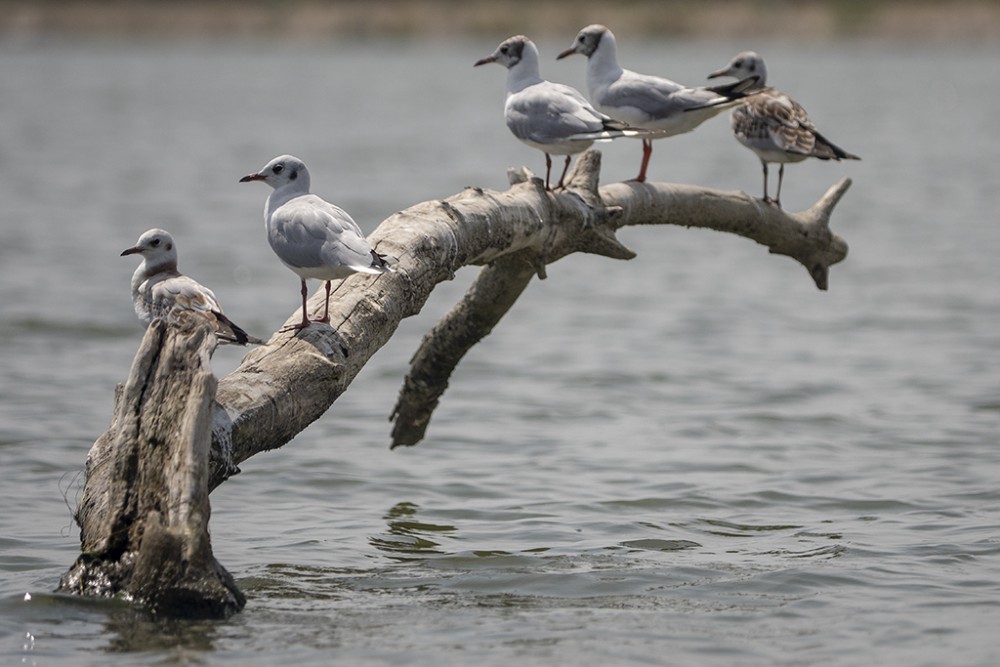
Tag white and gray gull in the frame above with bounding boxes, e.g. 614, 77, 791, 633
121, 228, 259, 345
557, 24, 758, 183
708, 50, 860, 207
475, 34, 639, 190
239, 155, 395, 332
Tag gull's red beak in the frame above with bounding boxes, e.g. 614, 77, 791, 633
556, 47, 578, 60
473, 55, 496, 67
239, 172, 266, 183
120, 246, 141, 257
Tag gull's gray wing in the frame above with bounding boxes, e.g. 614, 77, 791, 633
269, 195, 377, 273
602, 70, 732, 120
506, 81, 608, 145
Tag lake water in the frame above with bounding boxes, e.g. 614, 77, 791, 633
1, 34, 999, 666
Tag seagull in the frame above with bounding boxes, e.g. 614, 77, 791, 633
121, 228, 259, 345
474, 34, 639, 190
239, 155, 395, 332
557, 24, 758, 183
708, 51, 860, 207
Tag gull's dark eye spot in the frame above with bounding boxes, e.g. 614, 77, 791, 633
272, 164, 284, 174
150, 238, 161, 247
166, 243, 173, 251
290, 169, 298, 181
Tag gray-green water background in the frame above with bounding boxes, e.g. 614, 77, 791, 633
1, 14, 999, 667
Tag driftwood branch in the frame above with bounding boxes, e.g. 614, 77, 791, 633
389, 151, 850, 447
389, 251, 538, 447
215, 150, 848, 464
62, 149, 850, 616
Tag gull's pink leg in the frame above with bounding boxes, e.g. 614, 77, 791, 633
315, 281, 332, 324
280, 278, 312, 332
555, 155, 572, 189
631, 139, 653, 183
760, 159, 770, 203
774, 164, 786, 208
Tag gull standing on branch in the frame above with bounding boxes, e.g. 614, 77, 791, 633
558, 24, 758, 183
240, 155, 395, 333
474, 35, 640, 190
121, 228, 260, 345
708, 51, 860, 207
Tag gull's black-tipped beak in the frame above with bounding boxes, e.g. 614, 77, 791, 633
556, 47, 577, 60
120, 246, 140, 257
707, 68, 729, 80
239, 172, 265, 183
473, 55, 496, 67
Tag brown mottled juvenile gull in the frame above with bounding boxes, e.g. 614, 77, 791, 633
708, 50, 860, 207
121, 228, 259, 345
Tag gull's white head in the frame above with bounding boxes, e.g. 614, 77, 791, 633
121, 228, 178, 270
557, 24, 612, 60
239, 154, 311, 192
708, 51, 768, 87
474, 35, 538, 71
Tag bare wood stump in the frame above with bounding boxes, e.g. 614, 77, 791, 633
59, 315, 245, 618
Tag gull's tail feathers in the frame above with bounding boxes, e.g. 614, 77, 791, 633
685, 75, 762, 113
212, 311, 265, 346
568, 127, 653, 143
813, 130, 861, 161
348, 250, 398, 275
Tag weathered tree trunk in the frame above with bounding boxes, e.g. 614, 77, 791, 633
59, 315, 245, 617
61, 150, 850, 617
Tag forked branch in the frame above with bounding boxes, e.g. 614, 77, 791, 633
389, 151, 850, 447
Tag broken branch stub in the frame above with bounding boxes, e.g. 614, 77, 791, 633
389, 251, 539, 448
59, 315, 245, 618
